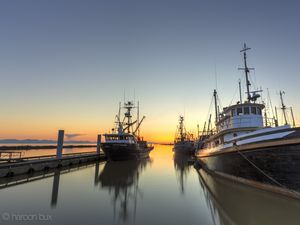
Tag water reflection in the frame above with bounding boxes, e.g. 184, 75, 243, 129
173, 154, 193, 195
97, 159, 151, 223
197, 168, 300, 225
1, 145, 300, 225
51, 170, 60, 208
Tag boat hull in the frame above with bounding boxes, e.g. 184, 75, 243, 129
101, 143, 153, 161
197, 144, 300, 193
173, 142, 195, 155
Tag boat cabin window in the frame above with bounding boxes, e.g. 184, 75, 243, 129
244, 107, 250, 115
257, 107, 262, 115
106, 135, 134, 141
106, 136, 118, 141
120, 136, 134, 141
231, 109, 236, 117
237, 107, 243, 115
251, 107, 257, 114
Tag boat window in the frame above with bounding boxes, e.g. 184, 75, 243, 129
237, 107, 243, 115
231, 109, 236, 116
251, 107, 257, 114
257, 107, 262, 115
244, 107, 250, 115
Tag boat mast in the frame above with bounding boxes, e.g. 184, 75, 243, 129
124, 101, 134, 133
239, 43, 254, 102
213, 89, 218, 125
290, 107, 296, 127
279, 91, 288, 125
207, 114, 212, 136
275, 107, 279, 126
137, 101, 140, 137
179, 116, 184, 141
202, 121, 207, 139
267, 88, 278, 127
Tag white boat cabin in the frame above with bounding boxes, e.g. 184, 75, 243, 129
205, 103, 265, 148
218, 103, 264, 130
104, 133, 137, 144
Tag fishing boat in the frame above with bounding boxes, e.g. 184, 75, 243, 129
102, 101, 154, 161
173, 116, 195, 155
195, 44, 300, 195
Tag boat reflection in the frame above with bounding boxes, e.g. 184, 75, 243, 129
173, 154, 194, 195
197, 168, 300, 225
98, 159, 151, 223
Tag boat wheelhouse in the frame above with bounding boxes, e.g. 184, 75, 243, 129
208, 102, 265, 148
104, 133, 137, 144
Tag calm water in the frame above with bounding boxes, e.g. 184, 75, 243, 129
1, 145, 300, 225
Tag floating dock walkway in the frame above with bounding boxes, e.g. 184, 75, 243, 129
0, 130, 106, 178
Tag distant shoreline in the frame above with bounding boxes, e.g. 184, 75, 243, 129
0, 145, 97, 151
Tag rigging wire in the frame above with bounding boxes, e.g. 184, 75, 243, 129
205, 95, 214, 124
229, 82, 239, 106
235, 147, 300, 196
267, 88, 276, 120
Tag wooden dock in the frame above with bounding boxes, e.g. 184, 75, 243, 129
0, 151, 106, 178
0, 130, 106, 178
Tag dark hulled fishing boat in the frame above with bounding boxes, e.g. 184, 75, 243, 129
173, 116, 195, 155
102, 101, 154, 161
195, 44, 300, 195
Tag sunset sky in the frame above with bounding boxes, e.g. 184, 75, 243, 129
0, 0, 300, 143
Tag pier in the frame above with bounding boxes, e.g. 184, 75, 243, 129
0, 130, 106, 178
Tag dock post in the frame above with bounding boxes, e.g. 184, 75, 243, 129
96, 134, 101, 154
56, 130, 64, 159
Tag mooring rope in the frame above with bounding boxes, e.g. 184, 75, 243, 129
235, 147, 300, 196
235, 148, 285, 188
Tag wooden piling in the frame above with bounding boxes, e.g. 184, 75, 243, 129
97, 134, 102, 154
56, 130, 64, 159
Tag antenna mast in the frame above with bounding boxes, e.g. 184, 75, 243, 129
239, 43, 254, 102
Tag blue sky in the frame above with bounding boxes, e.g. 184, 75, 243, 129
0, 0, 300, 141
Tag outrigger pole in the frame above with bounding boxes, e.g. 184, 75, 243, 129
133, 116, 145, 135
